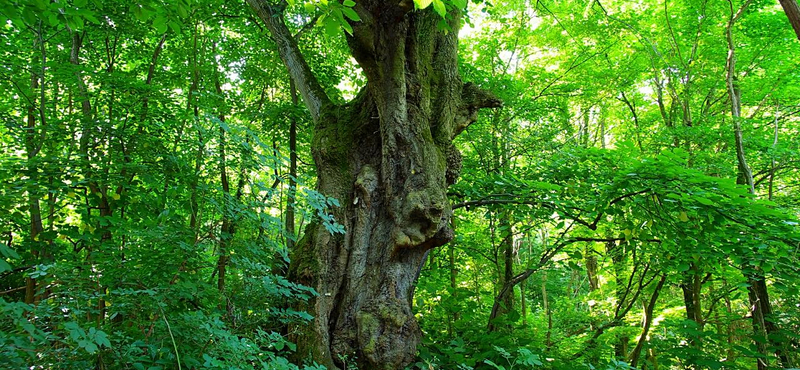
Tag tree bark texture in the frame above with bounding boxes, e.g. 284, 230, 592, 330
780, 0, 800, 40
247, 2, 500, 369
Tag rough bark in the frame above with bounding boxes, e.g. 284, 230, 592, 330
247, 2, 500, 369
780, 0, 800, 40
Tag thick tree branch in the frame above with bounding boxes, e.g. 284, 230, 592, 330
780, 0, 800, 40
452, 83, 503, 138
247, 0, 332, 121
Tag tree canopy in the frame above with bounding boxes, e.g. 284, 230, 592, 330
1, 0, 799, 369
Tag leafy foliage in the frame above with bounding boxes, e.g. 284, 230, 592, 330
2, 0, 799, 369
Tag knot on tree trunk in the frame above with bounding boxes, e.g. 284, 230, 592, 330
392, 189, 452, 252
453, 82, 503, 138
445, 143, 462, 185
354, 298, 419, 370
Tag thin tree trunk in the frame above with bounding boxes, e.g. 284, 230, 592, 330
726, 0, 755, 194
542, 270, 551, 350
70, 30, 110, 324
768, 104, 779, 201
610, 239, 628, 359
585, 245, 599, 292
499, 212, 515, 322
214, 51, 231, 298
285, 79, 298, 252
619, 91, 643, 151
726, 3, 790, 368
680, 263, 704, 354
187, 22, 203, 244
629, 275, 667, 368
723, 279, 737, 363
520, 278, 527, 326
448, 241, 458, 337
599, 108, 606, 149
24, 31, 45, 305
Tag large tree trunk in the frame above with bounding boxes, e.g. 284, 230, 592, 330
248, 2, 500, 369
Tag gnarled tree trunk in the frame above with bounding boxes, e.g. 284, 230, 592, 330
247, 2, 500, 369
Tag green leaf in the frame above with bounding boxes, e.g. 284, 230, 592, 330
177, 4, 189, 18
154, 16, 167, 34
168, 20, 181, 34
694, 196, 714, 206
432, 0, 447, 17
0, 259, 11, 273
342, 7, 360, 22
483, 359, 505, 370
414, 0, 433, 10
95, 330, 111, 348
339, 19, 353, 35
0, 244, 20, 259
83, 12, 100, 24
322, 16, 339, 37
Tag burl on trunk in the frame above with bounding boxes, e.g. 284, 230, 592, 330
247, 1, 500, 369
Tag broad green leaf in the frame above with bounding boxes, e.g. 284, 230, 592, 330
0, 259, 11, 273
342, 7, 360, 22
322, 16, 339, 37
432, 0, 447, 17
415, 0, 433, 10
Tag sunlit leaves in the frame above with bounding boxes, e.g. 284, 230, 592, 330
415, 0, 433, 10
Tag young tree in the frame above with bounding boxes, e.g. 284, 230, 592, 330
246, 1, 501, 368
